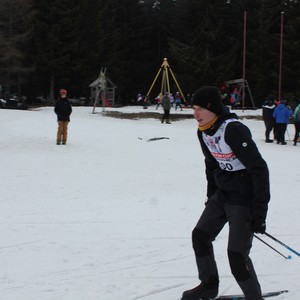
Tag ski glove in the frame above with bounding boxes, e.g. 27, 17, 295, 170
250, 217, 266, 234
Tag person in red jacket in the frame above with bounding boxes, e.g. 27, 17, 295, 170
54, 89, 72, 145
181, 86, 270, 300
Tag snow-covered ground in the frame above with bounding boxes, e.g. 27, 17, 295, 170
0, 105, 299, 300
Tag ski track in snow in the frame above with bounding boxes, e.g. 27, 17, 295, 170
0, 106, 299, 300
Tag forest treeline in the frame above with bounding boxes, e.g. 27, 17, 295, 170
0, 0, 299, 106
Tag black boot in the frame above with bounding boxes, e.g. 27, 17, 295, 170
181, 281, 218, 300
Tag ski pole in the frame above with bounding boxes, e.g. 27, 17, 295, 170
264, 232, 300, 257
254, 235, 291, 259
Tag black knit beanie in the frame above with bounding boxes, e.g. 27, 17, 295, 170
192, 86, 223, 115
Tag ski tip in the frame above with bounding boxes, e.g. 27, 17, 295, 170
277, 289, 289, 293
215, 290, 288, 300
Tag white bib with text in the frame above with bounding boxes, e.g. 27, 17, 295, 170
202, 119, 246, 172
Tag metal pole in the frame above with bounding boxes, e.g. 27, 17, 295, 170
242, 11, 247, 112
254, 235, 291, 259
265, 232, 300, 257
278, 11, 284, 101
146, 68, 162, 97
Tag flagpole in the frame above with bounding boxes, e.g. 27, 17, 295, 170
278, 11, 284, 101
242, 10, 247, 112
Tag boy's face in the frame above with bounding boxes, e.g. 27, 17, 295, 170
193, 105, 216, 126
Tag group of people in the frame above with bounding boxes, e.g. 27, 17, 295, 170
155, 92, 184, 111
262, 96, 300, 146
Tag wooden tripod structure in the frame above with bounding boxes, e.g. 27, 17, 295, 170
145, 58, 186, 103
92, 68, 107, 113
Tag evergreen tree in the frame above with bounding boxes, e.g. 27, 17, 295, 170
0, 0, 33, 98
278, 0, 300, 102
95, 0, 163, 100
73, 0, 104, 98
169, 0, 243, 93
31, 0, 82, 100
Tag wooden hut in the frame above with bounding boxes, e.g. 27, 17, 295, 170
89, 77, 117, 106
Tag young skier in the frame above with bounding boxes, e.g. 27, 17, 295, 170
181, 86, 270, 300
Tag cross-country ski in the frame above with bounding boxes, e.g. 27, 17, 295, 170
215, 289, 288, 299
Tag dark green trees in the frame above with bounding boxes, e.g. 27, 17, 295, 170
30, 0, 82, 100
1, 0, 299, 104
0, 0, 33, 98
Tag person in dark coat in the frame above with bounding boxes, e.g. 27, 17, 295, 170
262, 96, 276, 143
181, 86, 270, 300
272, 100, 292, 145
54, 89, 72, 145
161, 92, 171, 124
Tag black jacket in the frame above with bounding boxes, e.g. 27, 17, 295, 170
54, 98, 72, 121
262, 99, 276, 123
197, 106, 270, 220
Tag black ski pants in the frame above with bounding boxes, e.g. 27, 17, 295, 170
275, 123, 287, 144
263, 119, 275, 140
162, 109, 170, 123
192, 194, 263, 300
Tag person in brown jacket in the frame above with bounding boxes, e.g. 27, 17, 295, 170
54, 89, 72, 145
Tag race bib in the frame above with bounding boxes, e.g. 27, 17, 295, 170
202, 119, 246, 171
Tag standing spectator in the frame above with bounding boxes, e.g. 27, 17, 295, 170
175, 92, 183, 111
272, 100, 293, 145
155, 93, 162, 110
181, 86, 270, 300
293, 100, 300, 146
262, 96, 276, 143
186, 93, 192, 107
136, 93, 144, 105
161, 92, 171, 124
54, 89, 72, 145
137, 93, 148, 109
230, 88, 240, 109
169, 92, 175, 107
